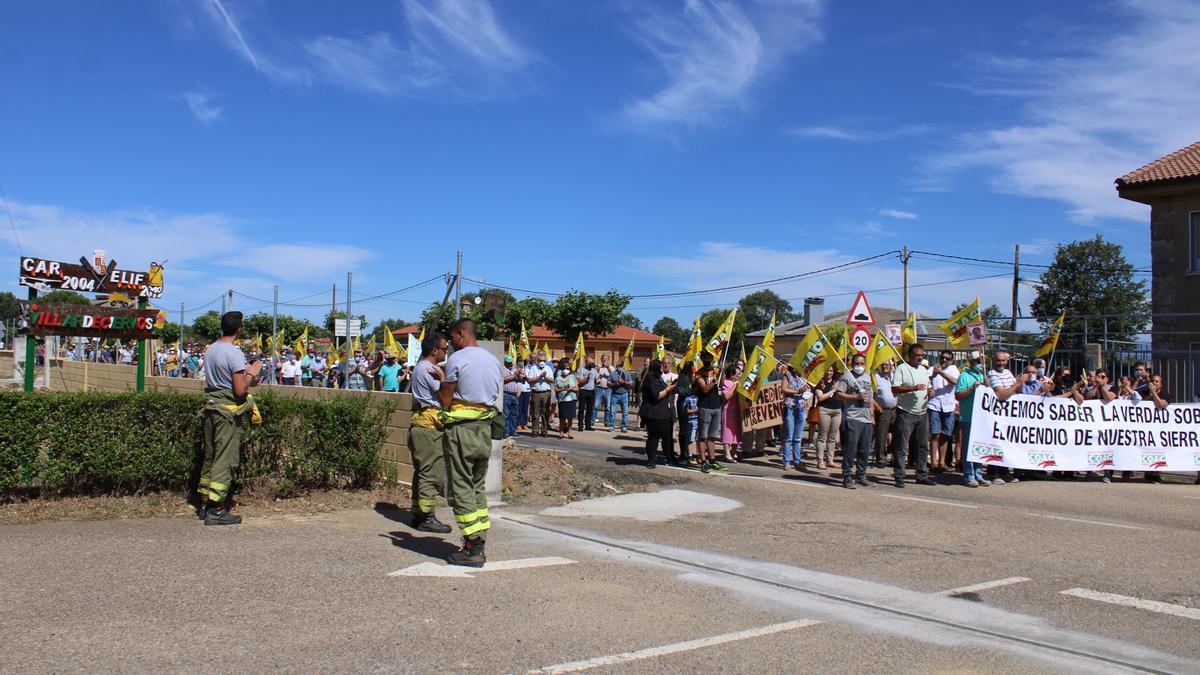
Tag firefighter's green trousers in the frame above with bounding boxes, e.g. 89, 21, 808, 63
443, 419, 492, 540
200, 391, 245, 505
407, 426, 446, 515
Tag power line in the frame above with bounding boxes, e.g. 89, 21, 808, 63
233, 275, 444, 311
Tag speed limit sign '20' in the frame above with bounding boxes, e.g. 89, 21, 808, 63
850, 327, 871, 355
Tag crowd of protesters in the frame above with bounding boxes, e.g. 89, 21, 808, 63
501, 343, 1196, 487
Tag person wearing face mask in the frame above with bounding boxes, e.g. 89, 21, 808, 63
955, 351, 989, 487
279, 351, 301, 386
835, 354, 877, 489
346, 350, 370, 391
1021, 359, 1053, 396
928, 350, 960, 473
872, 360, 898, 467
524, 351, 554, 437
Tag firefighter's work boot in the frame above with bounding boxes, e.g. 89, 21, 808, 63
447, 538, 486, 568
414, 513, 452, 534
204, 507, 243, 526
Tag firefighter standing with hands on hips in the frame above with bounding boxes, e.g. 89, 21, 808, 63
438, 318, 503, 567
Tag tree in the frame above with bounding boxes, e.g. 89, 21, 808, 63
651, 316, 688, 347
504, 296, 554, 335
0, 292, 19, 322
40, 290, 91, 305
1030, 236, 1149, 349
323, 310, 370, 336
547, 291, 630, 340
190, 311, 223, 343
616, 312, 645, 332
157, 321, 181, 345
737, 290, 796, 331
699, 308, 747, 359
369, 317, 408, 343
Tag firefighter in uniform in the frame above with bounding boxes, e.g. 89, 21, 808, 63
198, 311, 263, 526
406, 331, 452, 533
438, 318, 503, 567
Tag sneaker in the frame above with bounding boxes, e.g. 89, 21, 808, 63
447, 538, 486, 568
645, 462, 657, 469
856, 478, 872, 488
701, 464, 711, 474
1101, 476, 1112, 484
414, 514, 453, 534
204, 507, 242, 526
894, 478, 905, 488
966, 480, 979, 488
708, 462, 727, 472
1009, 477, 1020, 484
979, 479, 991, 486
842, 477, 856, 490
916, 476, 937, 487
687, 457, 701, 467
992, 478, 1006, 485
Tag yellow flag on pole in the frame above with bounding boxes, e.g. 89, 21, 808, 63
939, 298, 980, 349
678, 319, 703, 371
622, 336, 635, 371
739, 341, 747, 364
736, 345, 780, 402
1033, 312, 1065, 358
867, 329, 904, 372
418, 326, 426, 344
253, 334, 263, 353
518, 321, 532, 359
762, 312, 777, 356
383, 325, 400, 357
704, 309, 737, 357
571, 333, 586, 369
901, 313, 917, 346
362, 335, 377, 357
293, 327, 308, 355
787, 325, 842, 386
655, 336, 666, 361
507, 340, 517, 363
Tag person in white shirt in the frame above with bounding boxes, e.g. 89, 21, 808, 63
927, 350, 960, 473
524, 351, 555, 437
280, 353, 302, 385
986, 349, 1026, 484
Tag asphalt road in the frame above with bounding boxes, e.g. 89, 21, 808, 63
2, 429, 1198, 673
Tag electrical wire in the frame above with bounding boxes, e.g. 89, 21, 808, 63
233, 275, 445, 311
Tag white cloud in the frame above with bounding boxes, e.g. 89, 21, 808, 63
879, 209, 918, 220
0, 198, 373, 310
623, 0, 823, 127
625, 241, 1022, 320
931, 0, 1200, 222
194, 0, 532, 98
183, 91, 223, 124
785, 123, 930, 142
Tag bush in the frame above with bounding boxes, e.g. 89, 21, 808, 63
0, 390, 394, 498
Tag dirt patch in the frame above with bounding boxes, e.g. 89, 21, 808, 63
501, 444, 691, 506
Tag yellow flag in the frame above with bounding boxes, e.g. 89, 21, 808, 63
518, 321, 532, 359
762, 312, 777, 356
704, 309, 737, 357
383, 325, 401, 357
901, 313, 917, 345
622, 336, 635, 371
362, 335, 377, 357
736, 345, 780, 402
678, 319, 703, 371
507, 340, 517, 363
1033, 312, 1065, 358
253, 334, 263, 352
739, 342, 747, 364
787, 325, 842, 386
939, 298, 980, 349
571, 333, 586, 369
293, 327, 308, 355
418, 326, 426, 343
655, 336, 666, 361
867, 329, 904, 372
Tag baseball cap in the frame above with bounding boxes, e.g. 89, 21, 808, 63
504, 355, 514, 363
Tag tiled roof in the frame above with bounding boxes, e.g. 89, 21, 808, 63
392, 323, 669, 344
1116, 140, 1200, 186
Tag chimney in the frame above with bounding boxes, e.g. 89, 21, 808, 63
803, 297, 825, 326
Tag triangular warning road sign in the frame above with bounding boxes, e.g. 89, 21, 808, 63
846, 291, 876, 326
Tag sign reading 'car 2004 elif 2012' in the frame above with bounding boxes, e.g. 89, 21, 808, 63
17, 301, 164, 339
18, 256, 164, 299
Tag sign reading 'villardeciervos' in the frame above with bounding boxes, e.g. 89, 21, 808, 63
967, 387, 1200, 472
17, 302, 164, 339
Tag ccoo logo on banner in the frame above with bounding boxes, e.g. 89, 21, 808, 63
968, 387, 1200, 471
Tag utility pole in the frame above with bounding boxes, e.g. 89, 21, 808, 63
180, 302, 185, 347
332, 282, 339, 360
454, 250, 463, 321
1011, 244, 1020, 335
347, 271, 353, 348
271, 285, 278, 359
901, 246, 911, 318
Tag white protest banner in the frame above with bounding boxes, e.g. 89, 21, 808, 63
407, 334, 422, 367
967, 387, 1200, 472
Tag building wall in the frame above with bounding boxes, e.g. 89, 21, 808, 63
1150, 192, 1200, 352
0, 351, 414, 484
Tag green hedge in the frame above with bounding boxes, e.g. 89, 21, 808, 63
0, 390, 394, 497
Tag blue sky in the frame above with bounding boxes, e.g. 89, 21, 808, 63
2, 0, 1197, 331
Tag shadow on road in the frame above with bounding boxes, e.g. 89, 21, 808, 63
380, 531, 459, 559
373, 501, 415, 525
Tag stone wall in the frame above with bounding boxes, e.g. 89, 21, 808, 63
1149, 192, 1200, 352
0, 351, 414, 484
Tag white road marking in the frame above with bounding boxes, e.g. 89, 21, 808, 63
528, 619, 822, 673
936, 577, 1031, 596
388, 556, 577, 578
1059, 588, 1200, 621
877, 493, 979, 509
1026, 513, 1145, 530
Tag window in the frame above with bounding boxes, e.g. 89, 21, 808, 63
1192, 212, 1200, 273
